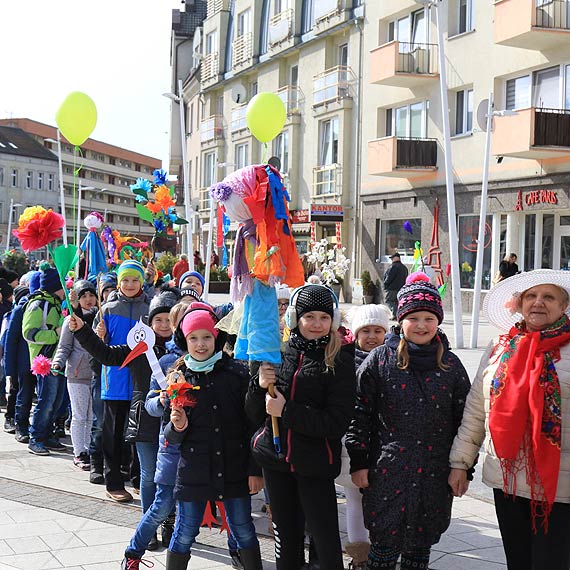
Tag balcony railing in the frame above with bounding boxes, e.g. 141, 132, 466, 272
269, 9, 294, 45
535, 0, 570, 29
200, 116, 224, 143
312, 163, 342, 197
231, 104, 248, 133
199, 187, 211, 212
395, 43, 439, 75
202, 52, 219, 83
277, 85, 302, 114
314, 0, 343, 23
396, 138, 438, 168
534, 108, 570, 147
232, 33, 254, 69
313, 66, 355, 106
206, 0, 229, 18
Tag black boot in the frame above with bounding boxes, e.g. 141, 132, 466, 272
238, 545, 263, 570
161, 513, 176, 547
54, 416, 67, 439
90, 462, 104, 485
165, 550, 191, 570
308, 536, 320, 570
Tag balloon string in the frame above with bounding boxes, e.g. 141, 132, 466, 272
73, 147, 77, 251
262, 142, 269, 164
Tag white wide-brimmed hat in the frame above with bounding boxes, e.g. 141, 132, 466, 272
483, 269, 570, 331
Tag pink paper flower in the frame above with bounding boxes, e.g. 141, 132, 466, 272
504, 292, 522, 315
31, 355, 53, 377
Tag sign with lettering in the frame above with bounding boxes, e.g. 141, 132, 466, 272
310, 204, 344, 222
524, 190, 558, 206
291, 209, 309, 224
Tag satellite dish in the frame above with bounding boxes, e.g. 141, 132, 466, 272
232, 84, 247, 104
476, 99, 490, 132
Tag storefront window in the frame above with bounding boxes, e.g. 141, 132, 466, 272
380, 218, 422, 257
499, 214, 507, 263
458, 215, 492, 289
524, 214, 536, 271
542, 214, 554, 268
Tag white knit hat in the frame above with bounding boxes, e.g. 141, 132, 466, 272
351, 304, 392, 337
276, 284, 291, 300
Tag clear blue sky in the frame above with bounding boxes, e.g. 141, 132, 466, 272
0, 1, 182, 167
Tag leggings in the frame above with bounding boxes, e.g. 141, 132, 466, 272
67, 382, 93, 457
343, 485, 369, 544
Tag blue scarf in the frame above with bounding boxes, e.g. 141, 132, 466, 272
183, 351, 223, 373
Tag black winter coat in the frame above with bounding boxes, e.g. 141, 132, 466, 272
346, 332, 471, 549
245, 338, 356, 479
73, 324, 164, 443
164, 353, 256, 502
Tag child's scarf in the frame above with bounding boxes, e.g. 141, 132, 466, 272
184, 351, 222, 374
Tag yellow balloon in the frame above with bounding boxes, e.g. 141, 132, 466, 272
246, 92, 286, 143
56, 92, 98, 146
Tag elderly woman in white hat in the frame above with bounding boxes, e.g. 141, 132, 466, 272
448, 269, 570, 570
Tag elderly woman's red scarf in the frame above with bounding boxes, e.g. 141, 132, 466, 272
490, 315, 570, 531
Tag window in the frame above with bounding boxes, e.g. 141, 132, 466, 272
524, 214, 537, 271
0, 167, 3, 186
11, 169, 18, 187
274, 0, 287, 15
533, 66, 559, 108
237, 9, 251, 36
380, 218, 422, 258
189, 103, 194, 134
26, 171, 32, 189
319, 117, 339, 165
458, 215, 493, 289
455, 89, 473, 135
388, 9, 427, 51
273, 132, 289, 173
302, 0, 315, 33
458, 0, 474, 34
203, 152, 217, 187
235, 143, 249, 170
250, 81, 258, 99
206, 31, 217, 55
506, 65, 570, 111
506, 75, 531, 110
386, 101, 428, 138
38, 172, 43, 190
48, 173, 55, 191
338, 43, 348, 67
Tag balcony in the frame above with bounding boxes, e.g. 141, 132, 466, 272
312, 164, 342, 197
269, 9, 294, 47
314, 0, 351, 34
492, 107, 570, 159
206, 0, 230, 18
200, 116, 224, 144
277, 85, 302, 115
495, 0, 570, 50
232, 33, 254, 70
202, 52, 219, 84
231, 104, 248, 133
368, 137, 438, 177
313, 66, 355, 107
370, 42, 439, 87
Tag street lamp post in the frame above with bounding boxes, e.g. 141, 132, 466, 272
44, 131, 68, 245
416, 0, 464, 347
163, 81, 194, 271
5, 199, 23, 253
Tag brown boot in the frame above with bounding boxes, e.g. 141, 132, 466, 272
345, 542, 370, 570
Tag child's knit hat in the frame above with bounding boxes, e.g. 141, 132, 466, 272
28, 271, 41, 294
295, 285, 334, 320
148, 290, 180, 324
73, 279, 97, 299
178, 270, 205, 290
117, 260, 145, 284
180, 302, 219, 338
13, 285, 29, 305
39, 267, 62, 294
396, 272, 444, 324
351, 304, 392, 336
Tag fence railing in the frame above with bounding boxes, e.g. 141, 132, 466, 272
232, 33, 254, 69
200, 115, 224, 143
312, 163, 342, 196
269, 8, 294, 45
202, 52, 219, 83
313, 66, 355, 106
231, 104, 248, 132
534, 108, 570, 147
277, 85, 302, 114
206, 0, 228, 18
535, 0, 570, 30
396, 42, 439, 75
396, 138, 438, 168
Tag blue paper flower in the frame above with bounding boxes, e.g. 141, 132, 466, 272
209, 182, 233, 202
403, 221, 413, 234
167, 207, 177, 222
153, 169, 168, 185
131, 178, 152, 193
153, 219, 166, 233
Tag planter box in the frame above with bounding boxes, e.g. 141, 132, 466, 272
208, 281, 230, 294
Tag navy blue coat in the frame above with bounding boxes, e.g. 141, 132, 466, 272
3, 296, 31, 378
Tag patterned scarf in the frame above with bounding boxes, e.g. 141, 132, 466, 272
489, 315, 570, 531
289, 329, 330, 352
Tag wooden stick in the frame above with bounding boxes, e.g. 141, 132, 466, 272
96, 273, 109, 392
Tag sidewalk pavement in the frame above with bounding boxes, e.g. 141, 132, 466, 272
0, 303, 508, 569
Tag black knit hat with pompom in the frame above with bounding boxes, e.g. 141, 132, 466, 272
396, 272, 444, 324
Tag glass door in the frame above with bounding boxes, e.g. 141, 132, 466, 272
560, 235, 570, 270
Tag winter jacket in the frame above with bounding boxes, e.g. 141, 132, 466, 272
346, 333, 471, 548
97, 290, 149, 400
3, 295, 30, 377
52, 316, 93, 384
383, 261, 408, 294
73, 324, 162, 443
22, 290, 63, 363
164, 353, 255, 502
450, 341, 570, 504
245, 338, 356, 479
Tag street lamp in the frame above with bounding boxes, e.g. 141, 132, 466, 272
415, 0, 464, 347
44, 131, 67, 246
5, 199, 23, 253
163, 79, 194, 271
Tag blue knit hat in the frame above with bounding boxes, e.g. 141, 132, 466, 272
99, 272, 117, 294
178, 270, 205, 291
40, 268, 62, 294
117, 260, 145, 284
28, 271, 41, 294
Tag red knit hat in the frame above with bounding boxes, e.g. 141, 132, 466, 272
180, 303, 219, 338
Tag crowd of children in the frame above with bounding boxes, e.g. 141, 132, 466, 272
0, 260, 479, 570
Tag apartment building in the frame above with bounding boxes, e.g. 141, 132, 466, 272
362, 0, 570, 298
0, 118, 162, 250
170, 0, 365, 269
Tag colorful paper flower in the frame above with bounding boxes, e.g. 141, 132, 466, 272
31, 354, 52, 377
153, 219, 166, 233
166, 381, 200, 408
154, 185, 176, 211
153, 169, 168, 185
13, 206, 65, 252
209, 182, 234, 202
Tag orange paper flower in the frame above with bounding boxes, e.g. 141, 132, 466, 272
14, 206, 64, 252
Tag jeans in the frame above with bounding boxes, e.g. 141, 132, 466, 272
126, 483, 176, 558
89, 374, 103, 467
30, 373, 66, 444
135, 441, 159, 513
170, 496, 258, 554
5, 373, 19, 420
15, 370, 36, 434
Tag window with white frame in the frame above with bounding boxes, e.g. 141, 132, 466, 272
206, 31, 218, 55
458, 0, 474, 34
48, 173, 55, 192
386, 101, 428, 138
237, 9, 251, 36
455, 89, 473, 135
388, 9, 427, 51
38, 172, 43, 190
338, 43, 348, 67
302, 0, 315, 33
235, 143, 249, 170
189, 103, 194, 134
319, 117, 339, 165
0, 167, 3, 187
11, 169, 18, 188
506, 75, 531, 110
273, 132, 290, 174
274, 0, 287, 15
533, 66, 560, 109
203, 151, 217, 187
26, 171, 32, 189
380, 218, 422, 258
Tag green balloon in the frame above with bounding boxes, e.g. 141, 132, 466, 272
56, 91, 98, 146
246, 92, 286, 143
